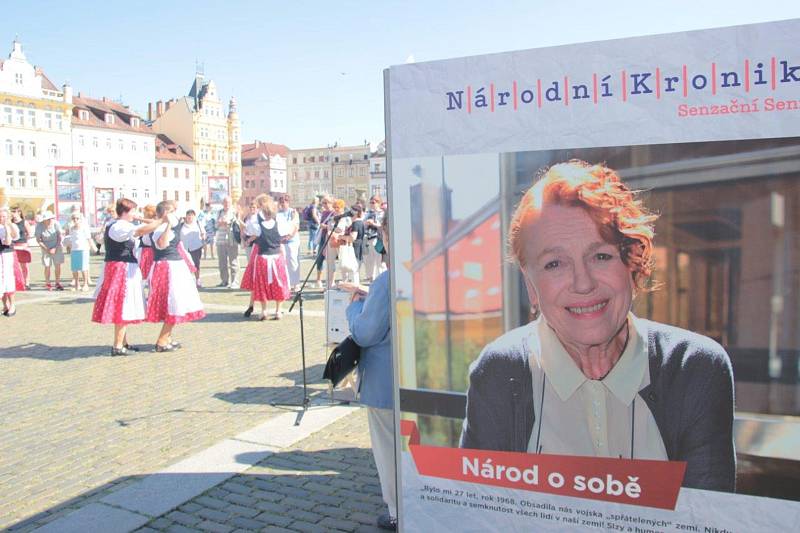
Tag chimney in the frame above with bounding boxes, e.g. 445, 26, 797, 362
156, 100, 164, 118
165, 100, 172, 111
102, 96, 107, 102
148, 102, 153, 121
255, 140, 260, 148
62, 83, 72, 104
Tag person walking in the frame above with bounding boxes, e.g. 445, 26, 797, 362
35, 212, 65, 290
67, 213, 92, 291
276, 194, 301, 291
215, 196, 240, 288
180, 209, 206, 288
199, 203, 216, 260
91, 199, 161, 355
240, 194, 291, 320
145, 201, 205, 351
304, 196, 320, 256
342, 212, 395, 530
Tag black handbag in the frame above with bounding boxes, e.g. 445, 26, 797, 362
322, 336, 361, 387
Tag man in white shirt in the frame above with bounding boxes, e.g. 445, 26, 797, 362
276, 195, 300, 291
215, 196, 240, 288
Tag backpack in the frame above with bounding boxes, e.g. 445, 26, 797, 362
302, 205, 314, 222
231, 220, 242, 244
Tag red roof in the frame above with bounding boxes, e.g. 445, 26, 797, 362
155, 134, 193, 162
71, 94, 151, 134
241, 141, 289, 163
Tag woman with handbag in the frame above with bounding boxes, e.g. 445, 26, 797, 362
341, 211, 396, 531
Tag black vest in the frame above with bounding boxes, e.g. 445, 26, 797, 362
13, 220, 26, 244
104, 222, 137, 263
254, 215, 282, 255
0, 229, 11, 253
153, 223, 183, 261
139, 233, 153, 249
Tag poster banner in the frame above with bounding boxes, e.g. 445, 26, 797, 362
207, 176, 230, 208
386, 19, 800, 531
94, 188, 114, 226
54, 166, 85, 226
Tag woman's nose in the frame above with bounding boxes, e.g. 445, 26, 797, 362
572, 260, 597, 294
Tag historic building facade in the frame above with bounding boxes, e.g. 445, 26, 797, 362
154, 134, 195, 214
240, 140, 288, 206
288, 142, 371, 206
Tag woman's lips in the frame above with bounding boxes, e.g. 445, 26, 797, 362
565, 300, 608, 318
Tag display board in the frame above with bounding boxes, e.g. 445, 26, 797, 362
207, 176, 230, 208
386, 19, 800, 531
54, 166, 85, 226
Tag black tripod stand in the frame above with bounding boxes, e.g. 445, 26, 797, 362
270, 219, 341, 425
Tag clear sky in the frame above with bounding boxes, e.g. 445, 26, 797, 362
4, 1, 799, 149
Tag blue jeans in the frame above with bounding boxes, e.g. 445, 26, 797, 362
307, 226, 318, 251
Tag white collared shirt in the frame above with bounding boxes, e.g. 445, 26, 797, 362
527, 314, 668, 459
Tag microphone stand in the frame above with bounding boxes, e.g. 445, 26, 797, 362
270, 216, 343, 425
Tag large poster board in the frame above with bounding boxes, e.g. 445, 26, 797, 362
54, 166, 85, 226
386, 19, 800, 531
207, 176, 230, 208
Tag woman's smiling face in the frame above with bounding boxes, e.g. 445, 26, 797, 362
521, 204, 634, 350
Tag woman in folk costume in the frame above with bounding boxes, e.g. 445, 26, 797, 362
137, 204, 157, 282
146, 200, 205, 351
241, 194, 291, 321
0, 207, 24, 316
91, 199, 161, 355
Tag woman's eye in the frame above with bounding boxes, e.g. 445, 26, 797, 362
595, 252, 613, 261
544, 260, 560, 270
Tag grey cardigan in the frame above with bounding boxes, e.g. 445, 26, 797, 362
459, 318, 736, 492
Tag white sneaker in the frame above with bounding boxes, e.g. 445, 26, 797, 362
314, 281, 322, 289
229, 283, 240, 289
196, 279, 203, 288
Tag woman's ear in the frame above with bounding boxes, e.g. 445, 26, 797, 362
521, 266, 540, 314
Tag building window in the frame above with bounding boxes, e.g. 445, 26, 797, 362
106, 163, 112, 174
3, 107, 11, 123
79, 135, 85, 146
16, 141, 24, 157
6, 171, 13, 186
28, 109, 36, 127
105, 113, 115, 124
106, 138, 112, 149
163, 190, 168, 200
143, 166, 149, 176
185, 191, 190, 201
162, 167, 167, 178
44, 112, 52, 128
92, 137, 98, 148
292, 157, 297, 164
131, 141, 137, 151
119, 140, 124, 151
93, 162, 99, 173
131, 189, 138, 199
18, 171, 26, 188
314, 170, 319, 178
174, 168, 179, 178
143, 141, 149, 151
130, 117, 140, 128
15, 73, 23, 85
79, 110, 89, 120
131, 165, 137, 175
144, 189, 150, 199
174, 190, 179, 201
4, 139, 11, 156
119, 165, 124, 175
29, 142, 36, 158
185, 168, 190, 179
16, 109, 24, 125
56, 114, 63, 130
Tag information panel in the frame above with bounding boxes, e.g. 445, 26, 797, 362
386, 19, 800, 531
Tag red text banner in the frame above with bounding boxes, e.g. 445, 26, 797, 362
401, 420, 686, 510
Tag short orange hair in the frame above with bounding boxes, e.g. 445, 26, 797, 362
332, 199, 346, 211
509, 160, 658, 291
142, 204, 157, 219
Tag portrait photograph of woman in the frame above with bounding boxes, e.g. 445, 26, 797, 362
395, 136, 800, 500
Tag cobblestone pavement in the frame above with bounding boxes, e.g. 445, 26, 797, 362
1, 245, 361, 531
135, 409, 385, 533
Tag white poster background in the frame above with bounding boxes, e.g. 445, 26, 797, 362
387, 18, 800, 533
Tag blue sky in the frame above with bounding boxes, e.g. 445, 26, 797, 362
4, 1, 800, 148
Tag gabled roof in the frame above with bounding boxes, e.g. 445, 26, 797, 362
241, 141, 289, 163
156, 134, 193, 162
35, 67, 58, 91
72, 94, 151, 134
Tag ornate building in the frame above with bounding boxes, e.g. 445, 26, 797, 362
148, 71, 241, 207
0, 40, 72, 215
240, 140, 288, 206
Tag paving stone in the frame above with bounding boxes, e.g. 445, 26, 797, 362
286, 509, 321, 523
253, 500, 285, 514
289, 520, 327, 533
149, 517, 173, 529
226, 504, 260, 519
279, 496, 317, 511
229, 515, 264, 530
197, 508, 230, 523
197, 520, 234, 533
195, 496, 229, 510
256, 513, 294, 528
179, 502, 203, 513
166, 510, 201, 526
260, 527, 295, 533
165, 524, 199, 533
224, 493, 257, 507
319, 517, 360, 531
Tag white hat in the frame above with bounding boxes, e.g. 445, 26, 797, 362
41, 211, 55, 221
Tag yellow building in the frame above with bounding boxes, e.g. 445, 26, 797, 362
148, 72, 241, 207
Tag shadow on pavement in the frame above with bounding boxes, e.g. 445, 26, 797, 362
280, 363, 327, 385
0, 343, 113, 360
198, 311, 248, 323
213, 384, 327, 406
6, 447, 384, 533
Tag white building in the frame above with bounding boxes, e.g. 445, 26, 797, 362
155, 134, 195, 214
369, 140, 386, 200
71, 94, 156, 224
0, 40, 72, 215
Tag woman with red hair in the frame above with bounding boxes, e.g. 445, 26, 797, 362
460, 160, 735, 492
